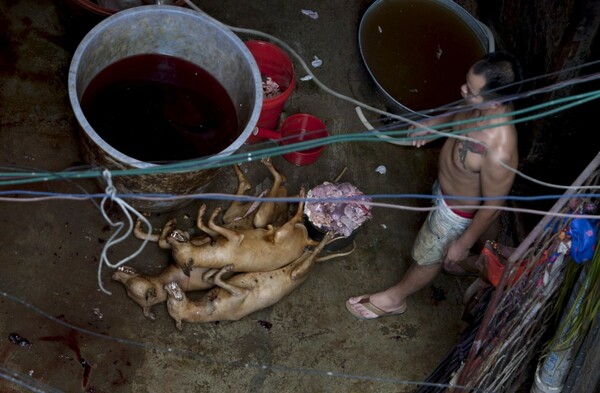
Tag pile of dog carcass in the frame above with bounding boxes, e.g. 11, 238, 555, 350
112, 158, 351, 330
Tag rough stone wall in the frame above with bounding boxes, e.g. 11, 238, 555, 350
475, 0, 599, 202
477, 0, 581, 76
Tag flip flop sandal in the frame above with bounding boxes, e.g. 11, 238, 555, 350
345, 296, 407, 320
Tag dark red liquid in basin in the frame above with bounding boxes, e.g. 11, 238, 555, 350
81, 53, 238, 163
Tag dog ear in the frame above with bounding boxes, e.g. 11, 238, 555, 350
145, 288, 157, 302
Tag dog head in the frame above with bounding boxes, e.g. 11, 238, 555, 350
167, 229, 189, 246
112, 266, 162, 308
164, 282, 184, 301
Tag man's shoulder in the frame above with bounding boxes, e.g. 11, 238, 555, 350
484, 128, 518, 170
481, 106, 517, 139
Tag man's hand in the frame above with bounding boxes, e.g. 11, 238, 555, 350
444, 239, 471, 266
409, 126, 433, 148
408, 112, 453, 147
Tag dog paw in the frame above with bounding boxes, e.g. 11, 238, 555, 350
175, 320, 183, 331
143, 309, 157, 321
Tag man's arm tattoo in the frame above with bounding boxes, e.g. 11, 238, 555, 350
458, 140, 487, 169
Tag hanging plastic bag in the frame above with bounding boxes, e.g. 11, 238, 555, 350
567, 218, 598, 263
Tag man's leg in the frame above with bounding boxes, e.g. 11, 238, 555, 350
347, 261, 442, 319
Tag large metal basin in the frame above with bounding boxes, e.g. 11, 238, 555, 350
359, 0, 493, 117
68, 6, 262, 212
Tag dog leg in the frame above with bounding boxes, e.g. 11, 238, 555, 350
223, 164, 253, 224
207, 207, 244, 245
213, 265, 247, 297
253, 157, 285, 229
287, 188, 306, 226
195, 204, 221, 239
291, 232, 334, 280
273, 188, 318, 246
202, 268, 221, 283
134, 219, 159, 242
142, 289, 158, 321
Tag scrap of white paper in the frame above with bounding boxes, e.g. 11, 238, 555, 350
301, 9, 319, 19
375, 165, 387, 174
300, 75, 313, 81
311, 56, 323, 68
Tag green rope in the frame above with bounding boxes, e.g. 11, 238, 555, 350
0, 89, 598, 186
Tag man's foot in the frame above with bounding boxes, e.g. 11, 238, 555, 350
345, 294, 407, 320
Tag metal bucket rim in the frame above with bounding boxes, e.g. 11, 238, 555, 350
68, 5, 263, 169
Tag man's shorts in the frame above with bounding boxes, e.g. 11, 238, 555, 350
411, 183, 473, 266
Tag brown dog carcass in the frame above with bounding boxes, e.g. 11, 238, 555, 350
164, 232, 334, 329
111, 264, 219, 320
112, 158, 287, 320
118, 157, 291, 319
133, 157, 289, 249
168, 187, 319, 275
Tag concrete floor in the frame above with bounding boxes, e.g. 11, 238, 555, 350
0, 1, 477, 392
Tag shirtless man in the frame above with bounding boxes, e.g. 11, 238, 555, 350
346, 51, 523, 319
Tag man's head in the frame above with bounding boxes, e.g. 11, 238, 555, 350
461, 51, 523, 105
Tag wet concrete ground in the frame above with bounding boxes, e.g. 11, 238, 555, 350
0, 1, 477, 391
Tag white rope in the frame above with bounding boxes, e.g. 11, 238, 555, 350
97, 169, 152, 294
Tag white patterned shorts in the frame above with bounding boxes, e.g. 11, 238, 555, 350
411, 183, 472, 265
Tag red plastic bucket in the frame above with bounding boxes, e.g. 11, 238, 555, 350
280, 114, 328, 165
245, 40, 295, 142
254, 114, 328, 166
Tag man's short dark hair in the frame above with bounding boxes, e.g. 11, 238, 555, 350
472, 51, 523, 100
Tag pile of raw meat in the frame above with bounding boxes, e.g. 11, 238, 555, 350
304, 182, 372, 236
